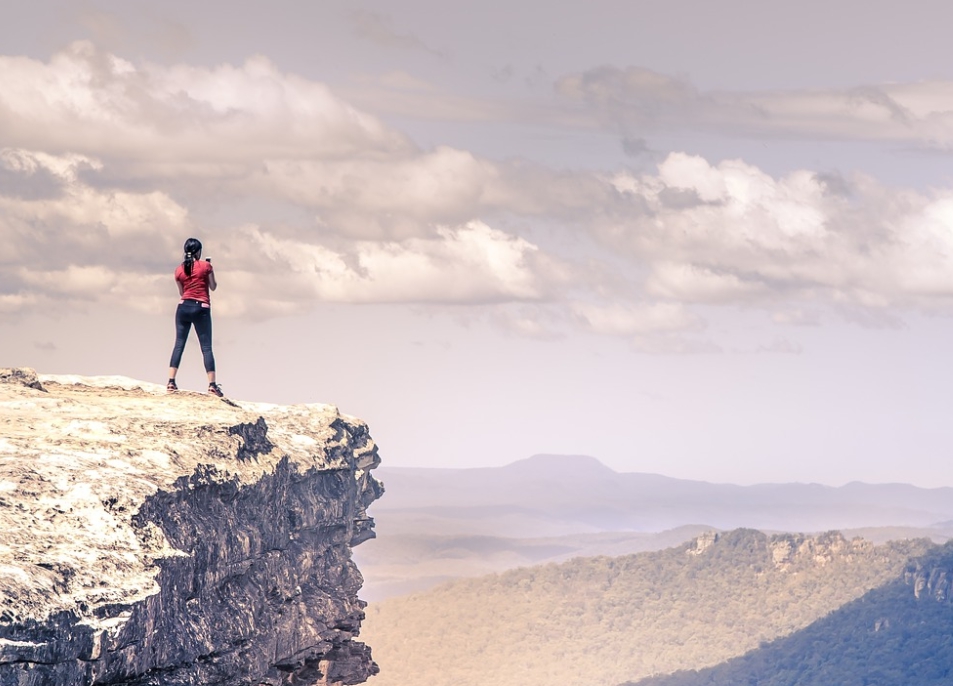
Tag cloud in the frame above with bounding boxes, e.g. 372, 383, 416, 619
0, 148, 188, 314
556, 65, 953, 147
350, 11, 443, 56
9, 44, 953, 353
0, 41, 410, 163
571, 301, 703, 336
557, 66, 701, 119
0, 149, 188, 265
604, 152, 953, 315
0, 45, 591, 322
255, 146, 502, 238
646, 263, 767, 303
621, 137, 651, 158
250, 148, 622, 239
338, 72, 527, 126
0, 153, 561, 317
485, 304, 568, 340
0, 181, 561, 322
75, 9, 129, 51
0, 44, 608, 237
220, 221, 549, 316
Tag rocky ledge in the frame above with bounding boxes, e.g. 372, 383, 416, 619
0, 368, 383, 686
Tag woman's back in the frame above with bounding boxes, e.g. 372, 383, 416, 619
176, 260, 213, 303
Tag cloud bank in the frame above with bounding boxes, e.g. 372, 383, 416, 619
4, 44, 953, 348
557, 65, 953, 146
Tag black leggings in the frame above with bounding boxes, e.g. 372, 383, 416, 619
169, 301, 216, 372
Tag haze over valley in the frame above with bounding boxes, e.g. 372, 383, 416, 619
356, 454, 953, 599
358, 454, 953, 684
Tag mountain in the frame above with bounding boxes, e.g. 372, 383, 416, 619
360, 529, 935, 686
357, 454, 953, 599
629, 543, 953, 686
371, 454, 953, 535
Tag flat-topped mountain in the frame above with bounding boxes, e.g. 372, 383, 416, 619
374, 454, 953, 535
0, 368, 383, 686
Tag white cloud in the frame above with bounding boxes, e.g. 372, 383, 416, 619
0, 41, 410, 161
257, 146, 501, 238
605, 152, 953, 315
253, 149, 619, 239
0, 148, 188, 264
646, 263, 766, 303
223, 221, 546, 314
8, 44, 953, 352
0, 43, 614, 242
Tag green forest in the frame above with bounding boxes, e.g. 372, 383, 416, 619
361, 530, 935, 686
628, 543, 953, 686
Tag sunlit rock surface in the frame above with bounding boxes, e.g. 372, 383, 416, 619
0, 368, 383, 686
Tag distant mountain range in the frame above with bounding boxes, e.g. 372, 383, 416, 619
361, 530, 941, 686
372, 454, 953, 535
357, 455, 953, 599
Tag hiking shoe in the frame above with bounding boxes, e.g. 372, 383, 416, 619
167, 379, 178, 393
208, 382, 224, 397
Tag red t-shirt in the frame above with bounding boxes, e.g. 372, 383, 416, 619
175, 260, 213, 304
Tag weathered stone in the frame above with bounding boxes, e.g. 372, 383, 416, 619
0, 367, 44, 391
0, 370, 383, 685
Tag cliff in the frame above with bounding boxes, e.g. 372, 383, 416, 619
0, 368, 383, 686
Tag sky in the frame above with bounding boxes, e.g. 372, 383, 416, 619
5, 1, 953, 486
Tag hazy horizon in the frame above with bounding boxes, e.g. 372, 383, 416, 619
377, 452, 953, 487
6, 2, 953, 487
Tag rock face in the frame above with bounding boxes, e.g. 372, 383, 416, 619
0, 369, 383, 686
906, 557, 953, 603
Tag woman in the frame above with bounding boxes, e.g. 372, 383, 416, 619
167, 237, 223, 396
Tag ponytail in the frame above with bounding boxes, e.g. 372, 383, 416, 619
182, 237, 203, 278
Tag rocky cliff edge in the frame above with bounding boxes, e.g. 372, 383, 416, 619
0, 368, 383, 686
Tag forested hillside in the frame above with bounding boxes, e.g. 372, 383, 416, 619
627, 543, 953, 686
361, 530, 933, 686
355, 525, 711, 600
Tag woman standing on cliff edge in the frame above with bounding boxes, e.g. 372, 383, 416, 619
166, 237, 224, 397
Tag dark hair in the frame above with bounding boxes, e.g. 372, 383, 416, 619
182, 238, 202, 277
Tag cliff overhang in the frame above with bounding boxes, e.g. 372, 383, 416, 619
0, 368, 383, 686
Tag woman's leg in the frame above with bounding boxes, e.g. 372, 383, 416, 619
192, 308, 217, 383
168, 304, 192, 379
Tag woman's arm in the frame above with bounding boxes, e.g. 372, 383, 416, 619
176, 275, 184, 296
208, 268, 217, 291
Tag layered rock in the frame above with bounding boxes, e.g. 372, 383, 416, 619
0, 369, 383, 686
905, 556, 953, 602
